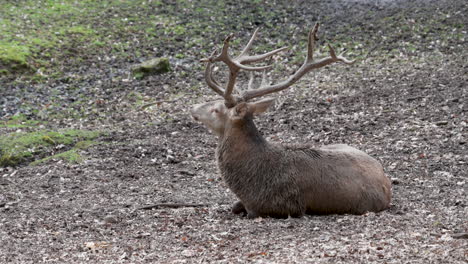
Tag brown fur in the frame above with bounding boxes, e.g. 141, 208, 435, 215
192, 25, 368, 218
191, 100, 392, 218
216, 112, 391, 218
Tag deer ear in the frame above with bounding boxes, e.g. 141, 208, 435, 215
233, 102, 249, 119
251, 98, 275, 115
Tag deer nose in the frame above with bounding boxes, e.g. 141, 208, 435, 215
190, 106, 200, 121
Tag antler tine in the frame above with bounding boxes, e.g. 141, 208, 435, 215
236, 27, 288, 65
220, 33, 234, 60
259, 57, 272, 88
236, 63, 273, 71
201, 34, 235, 64
218, 33, 275, 72
247, 72, 254, 91
328, 45, 355, 64
239, 28, 259, 58
241, 24, 355, 102
245, 69, 269, 94
239, 46, 288, 65
200, 47, 218, 63
204, 61, 225, 96
307, 23, 320, 62
215, 30, 274, 104
260, 69, 269, 88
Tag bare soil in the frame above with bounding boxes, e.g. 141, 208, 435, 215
1, 0, 467, 263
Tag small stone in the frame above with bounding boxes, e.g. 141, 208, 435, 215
391, 178, 400, 184
103, 215, 119, 224
435, 120, 448, 126
440, 233, 453, 241
132, 57, 171, 79
181, 249, 196, 257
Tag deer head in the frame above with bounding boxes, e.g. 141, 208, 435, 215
191, 23, 354, 138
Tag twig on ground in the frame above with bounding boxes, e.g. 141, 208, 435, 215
139, 95, 187, 110
137, 203, 206, 210
452, 233, 468, 239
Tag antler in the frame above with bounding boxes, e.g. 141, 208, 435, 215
201, 29, 287, 107
240, 23, 354, 102
201, 23, 354, 107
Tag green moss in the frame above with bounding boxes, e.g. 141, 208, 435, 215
30, 38, 54, 49
74, 140, 97, 149
172, 25, 187, 35
0, 0, 110, 77
30, 149, 80, 166
30, 139, 99, 166
64, 26, 95, 35
0, 129, 102, 167
0, 114, 44, 128
0, 153, 22, 167
131, 57, 171, 79
0, 41, 32, 73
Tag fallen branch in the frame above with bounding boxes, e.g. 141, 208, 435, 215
139, 95, 187, 110
137, 203, 206, 210
452, 233, 468, 239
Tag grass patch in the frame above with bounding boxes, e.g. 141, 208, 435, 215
0, 129, 102, 167
30, 140, 98, 166
0, 41, 32, 73
0, 114, 44, 128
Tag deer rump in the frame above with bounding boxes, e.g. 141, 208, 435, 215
217, 121, 391, 219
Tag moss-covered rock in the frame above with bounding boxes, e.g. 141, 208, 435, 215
131, 57, 171, 79
0, 41, 33, 75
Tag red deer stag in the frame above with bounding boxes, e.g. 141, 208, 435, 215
191, 23, 392, 218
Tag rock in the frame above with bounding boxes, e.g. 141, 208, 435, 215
391, 177, 401, 184
452, 233, 468, 239
102, 215, 119, 224
132, 57, 171, 79
435, 120, 448, 126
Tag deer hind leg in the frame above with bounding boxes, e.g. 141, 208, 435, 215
232, 203, 262, 219
246, 203, 305, 219
232, 201, 264, 218
231, 201, 247, 214
246, 209, 261, 219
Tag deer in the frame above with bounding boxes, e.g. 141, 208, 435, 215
190, 23, 392, 218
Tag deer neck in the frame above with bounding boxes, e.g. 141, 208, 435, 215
217, 116, 268, 160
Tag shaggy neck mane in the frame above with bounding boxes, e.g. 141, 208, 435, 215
218, 115, 268, 160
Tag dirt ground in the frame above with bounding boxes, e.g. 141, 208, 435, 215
1, 0, 467, 263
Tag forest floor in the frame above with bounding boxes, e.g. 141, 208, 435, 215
0, 0, 467, 263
